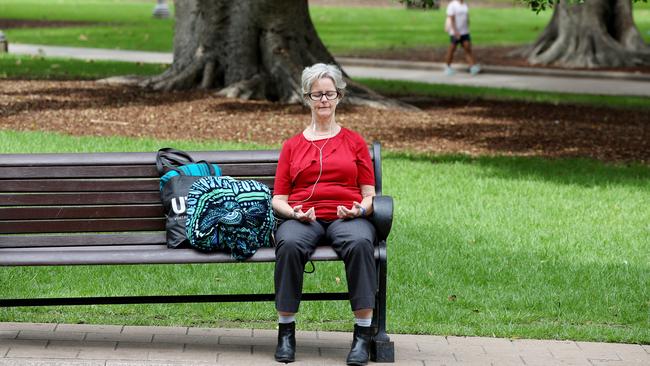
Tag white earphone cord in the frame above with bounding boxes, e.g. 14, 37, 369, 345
288, 121, 333, 204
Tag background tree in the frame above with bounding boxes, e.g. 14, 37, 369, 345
141, 0, 404, 108
515, 0, 650, 68
407, 0, 650, 68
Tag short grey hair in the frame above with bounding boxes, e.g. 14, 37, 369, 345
301, 63, 347, 95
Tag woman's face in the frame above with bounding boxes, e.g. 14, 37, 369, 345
309, 77, 338, 120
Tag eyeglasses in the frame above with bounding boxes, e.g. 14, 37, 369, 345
305, 90, 339, 101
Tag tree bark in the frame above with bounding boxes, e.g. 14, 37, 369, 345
140, 0, 409, 109
514, 0, 650, 68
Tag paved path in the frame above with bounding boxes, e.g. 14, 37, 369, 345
10, 43, 173, 65
1, 322, 649, 366
341, 65, 650, 97
8, 43, 650, 97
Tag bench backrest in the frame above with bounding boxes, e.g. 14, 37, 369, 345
0, 145, 381, 250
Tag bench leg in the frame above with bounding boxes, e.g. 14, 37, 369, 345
371, 241, 394, 363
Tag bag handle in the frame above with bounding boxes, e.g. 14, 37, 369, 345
195, 160, 217, 176
156, 148, 195, 175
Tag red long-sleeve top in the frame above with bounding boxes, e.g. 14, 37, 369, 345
274, 127, 375, 221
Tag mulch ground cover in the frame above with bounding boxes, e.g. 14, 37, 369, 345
1, 80, 648, 164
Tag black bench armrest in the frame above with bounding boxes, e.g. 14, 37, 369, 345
370, 195, 394, 242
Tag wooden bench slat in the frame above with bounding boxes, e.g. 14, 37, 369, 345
0, 177, 274, 193
0, 166, 157, 179
0, 246, 366, 266
0, 179, 159, 192
0, 205, 164, 220
0, 233, 165, 248
0, 164, 277, 179
221, 164, 277, 177
0, 150, 281, 166
0, 234, 336, 250
0, 218, 165, 234
0, 244, 168, 252
1, 192, 161, 206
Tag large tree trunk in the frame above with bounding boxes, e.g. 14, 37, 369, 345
514, 0, 650, 68
140, 0, 407, 109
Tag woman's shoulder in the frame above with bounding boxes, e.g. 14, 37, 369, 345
282, 132, 307, 148
340, 127, 368, 145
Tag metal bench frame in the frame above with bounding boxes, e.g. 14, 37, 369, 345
0, 142, 394, 362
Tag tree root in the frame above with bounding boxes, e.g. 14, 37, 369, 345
139, 60, 204, 91
530, 32, 650, 68
216, 74, 266, 100
512, 1, 650, 68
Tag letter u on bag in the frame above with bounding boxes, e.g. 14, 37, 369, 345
171, 197, 187, 214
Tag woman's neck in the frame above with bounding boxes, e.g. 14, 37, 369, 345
312, 118, 336, 135
306, 119, 341, 140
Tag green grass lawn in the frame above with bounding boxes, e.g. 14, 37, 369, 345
0, 0, 635, 53
0, 0, 175, 52
0, 130, 649, 344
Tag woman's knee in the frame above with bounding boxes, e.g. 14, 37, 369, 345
346, 235, 374, 257
275, 236, 305, 259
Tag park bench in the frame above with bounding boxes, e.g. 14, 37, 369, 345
0, 142, 395, 362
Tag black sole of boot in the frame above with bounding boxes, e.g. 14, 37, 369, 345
275, 356, 295, 363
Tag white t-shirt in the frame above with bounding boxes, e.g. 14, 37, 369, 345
446, 0, 469, 36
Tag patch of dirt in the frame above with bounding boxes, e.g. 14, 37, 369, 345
1, 80, 648, 163
0, 19, 98, 29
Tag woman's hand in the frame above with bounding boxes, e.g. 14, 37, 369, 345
337, 201, 364, 220
292, 205, 316, 222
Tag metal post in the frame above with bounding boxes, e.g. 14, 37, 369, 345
152, 0, 170, 19
0, 31, 8, 53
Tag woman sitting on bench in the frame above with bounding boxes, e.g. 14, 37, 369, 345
271, 63, 377, 366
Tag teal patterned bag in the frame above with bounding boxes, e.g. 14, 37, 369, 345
185, 176, 274, 260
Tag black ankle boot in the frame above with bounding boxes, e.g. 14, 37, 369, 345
346, 324, 374, 366
274, 322, 296, 363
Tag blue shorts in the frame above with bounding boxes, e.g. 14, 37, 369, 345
450, 34, 471, 45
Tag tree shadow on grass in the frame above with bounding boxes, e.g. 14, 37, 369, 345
387, 153, 650, 189
387, 120, 649, 163
386, 98, 650, 163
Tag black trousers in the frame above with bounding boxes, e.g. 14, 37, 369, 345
274, 218, 377, 313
